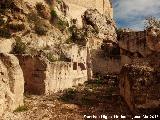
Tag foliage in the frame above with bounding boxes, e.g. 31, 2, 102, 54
0, 28, 11, 38
36, 2, 51, 19
56, 0, 62, 4
50, 9, 58, 18
46, 52, 57, 62
56, 18, 69, 31
8, 22, 25, 31
68, 25, 87, 45
145, 16, 160, 29
60, 88, 77, 101
13, 105, 28, 112
12, 37, 26, 54
35, 19, 50, 35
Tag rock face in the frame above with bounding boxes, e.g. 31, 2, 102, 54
84, 9, 116, 43
120, 64, 160, 114
17, 44, 90, 94
63, 0, 113, 28
0, 53, 24, 116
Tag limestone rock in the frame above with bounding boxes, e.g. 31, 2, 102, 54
120, 64, 160, 114
0, 53, 24, 116
83, 9, 117, 43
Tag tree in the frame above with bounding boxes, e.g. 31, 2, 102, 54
145, 16, 160, 29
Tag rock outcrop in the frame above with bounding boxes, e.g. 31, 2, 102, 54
120, 64, 160, 114
0, 53, 24, 116
84, 9, 117, 43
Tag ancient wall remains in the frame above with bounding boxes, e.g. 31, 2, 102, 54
120, 64, 160, 114
17, 44, 90, 94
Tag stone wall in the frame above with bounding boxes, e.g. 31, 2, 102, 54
0, 53, 24, 116
120, 64, 160, 114
17, 44, 90, 94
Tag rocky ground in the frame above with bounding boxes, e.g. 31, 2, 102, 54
1, 75, 133, 120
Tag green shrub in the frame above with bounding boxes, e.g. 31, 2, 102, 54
12, 37, 26, 54
50, 9, 58, 18
60, 88, 77, 101
35, 19, 50, 35
56, 19, 69, 31
13, 105, 28, 112
46, 52, 57, 62
56, 0, 62, 4
0, 28, 11, 38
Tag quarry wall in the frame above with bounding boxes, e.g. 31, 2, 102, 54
17, 44, 90, 94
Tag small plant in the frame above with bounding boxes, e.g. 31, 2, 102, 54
56, 0, 62, 4
145, 16, 160, 29
60, 88, 77, 101
13, 105, 28, 112
57, 18, 69, 31
50, 9, 58, 18
35, 19, 50, 35
46, 52, 57, 62
12, 37, 26, 54
36, 2, 51, 19
0, 28, 11, 38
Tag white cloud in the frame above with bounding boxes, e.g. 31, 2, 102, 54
113, 0, 160, 30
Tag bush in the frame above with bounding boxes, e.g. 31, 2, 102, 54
13, 105, 28, 112
56, 18, 69, 31
50, 9, 58, 18
36, 2, 51, 19
60, 88, 77, 101
145, 16, 160, 29
12, 37, 26, 54
35, 19, 50, 35
0, 28, 11, 38
46, 52, 57, 62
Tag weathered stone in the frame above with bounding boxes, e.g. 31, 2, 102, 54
63, 0, 113, 28
120, 64, 160, 114
84, 9, 117, 43
0, 53, 24, 116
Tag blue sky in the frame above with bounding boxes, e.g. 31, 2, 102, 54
112, 0, 160, 30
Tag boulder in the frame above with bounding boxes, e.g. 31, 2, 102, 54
83, 9, 117, 43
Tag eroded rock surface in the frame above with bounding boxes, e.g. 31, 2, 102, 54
120, 64, 160, 114
0, 53, 24, 116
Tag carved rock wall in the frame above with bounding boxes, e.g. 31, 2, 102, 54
120, 64, 160, 114
0, 53, 24, 116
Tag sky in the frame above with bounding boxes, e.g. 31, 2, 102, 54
112, 0, 160, 30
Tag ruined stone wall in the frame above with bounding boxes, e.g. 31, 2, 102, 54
0, 53, 24, 116
17, 44, 90, 94
120, 64, 160, 114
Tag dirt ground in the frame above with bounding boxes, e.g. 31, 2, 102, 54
2, 75, 133, 120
